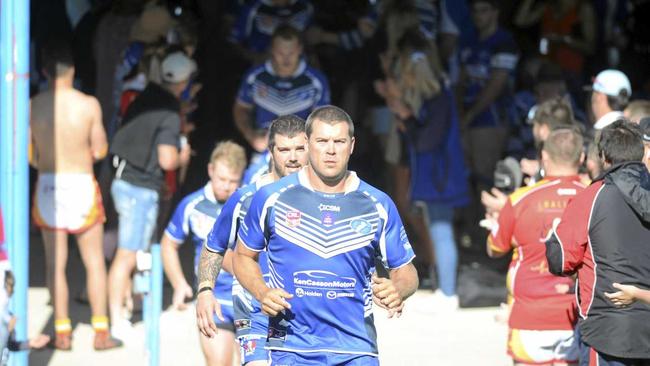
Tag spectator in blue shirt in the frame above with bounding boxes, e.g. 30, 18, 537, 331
233, 24, 330, 153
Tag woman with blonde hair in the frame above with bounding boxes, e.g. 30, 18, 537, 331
378, 28, 469, 311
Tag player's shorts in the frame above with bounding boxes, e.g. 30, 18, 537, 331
214, 297, 235, 333
578, 339, 650, 366
233, 280, 269, 364
508, 328, 579, 365
268, 351, 379, 366
32, 173, 105, 233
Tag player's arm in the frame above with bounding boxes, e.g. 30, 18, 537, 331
87, 96, 108, 161
196, 246, 225, 338
222, 248, 235, 274
233, 239, 292, 316
161, 233, 192, 310
233, 101, 264, 152
545, 190, 592, 276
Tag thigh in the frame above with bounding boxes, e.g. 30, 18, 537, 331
509, 329, 578, 365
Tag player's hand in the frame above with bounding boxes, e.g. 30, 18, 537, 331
172, 282, 193, 310
196, 291, 224, 338
371, 274, 404, 318
260, 288, 293, 317
605, 283, 639, 307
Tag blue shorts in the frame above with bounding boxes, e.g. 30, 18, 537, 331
111, 179, 158, 252
215, 299, 235, 332
269, 351, 379, 366
233, 281, 269, 364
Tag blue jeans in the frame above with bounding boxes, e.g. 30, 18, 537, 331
111, 179, 158, 252
425, 202, 457, 297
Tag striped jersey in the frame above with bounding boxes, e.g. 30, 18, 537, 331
238, 169, 415, 356
164, 183, 233, 303
236, 59, 330, 130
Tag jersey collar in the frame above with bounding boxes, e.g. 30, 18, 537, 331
202, 182, 217, 203
297, 167, 361, 194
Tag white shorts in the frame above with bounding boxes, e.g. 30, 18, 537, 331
32, 173, 105, 233
508, 328, 579, 365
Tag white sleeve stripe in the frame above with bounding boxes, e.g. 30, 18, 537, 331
164, 231, 184, 244
203, 240, 223, 253
491, 53, 518, 69
375, 203, 389, 266
227, 202, 243, 246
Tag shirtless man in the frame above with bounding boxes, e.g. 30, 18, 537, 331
29, 41, 121, 351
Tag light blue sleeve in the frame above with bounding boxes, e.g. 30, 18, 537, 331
205, 189, 242, 253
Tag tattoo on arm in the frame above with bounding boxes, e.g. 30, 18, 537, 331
198, 246, 224, 288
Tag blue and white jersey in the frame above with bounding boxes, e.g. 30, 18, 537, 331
238, 169, 415, 356
459, 28, 518, 128
236, 59, 330, 130
164, 183, 233, 303
242, 150, 271, 185
230, 0, 313, 54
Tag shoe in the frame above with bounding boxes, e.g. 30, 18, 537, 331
94, 330, 123, 351
48, 332, 72, 351
110, 318, 133, 341
431, 289, 459, 312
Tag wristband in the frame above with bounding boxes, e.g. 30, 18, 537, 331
198, 286, 212, 294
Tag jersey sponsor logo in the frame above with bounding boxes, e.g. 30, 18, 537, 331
285, 210, 301, 227
350, 219, 372, 235
326, 290, 355, 300
318, 203, 341, 212
557, 188, 577, 196
294, 270, 356, 299
321, 212, 334, 226
293, 270, 357, 290
234, 318, 251, 331
295, 288, 322, 298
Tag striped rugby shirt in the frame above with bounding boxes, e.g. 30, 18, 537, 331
238, 169, 415, 356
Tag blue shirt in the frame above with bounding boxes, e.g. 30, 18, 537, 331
164, 183, 233, 304
238, 169, 415, 356
237, 59, 330, 130
242, 150, 271, 185
460, 28, 518, 128
230, 0, 313, 53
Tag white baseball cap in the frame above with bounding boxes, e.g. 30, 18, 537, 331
161, 51, 196, 83
588, 69, 631, 97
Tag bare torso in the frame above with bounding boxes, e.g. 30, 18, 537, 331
30, 87, 106, 174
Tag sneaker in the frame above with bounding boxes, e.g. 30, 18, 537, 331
110, 319, 133, 341
94, 330, 123, 351
431, 289, 459, 312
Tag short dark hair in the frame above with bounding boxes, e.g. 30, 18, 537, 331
268, 115, 306, 151
271, 24, 302, 45
606, 90, 630, 112
597, 119, 644, 165
41, 39, 74, 77
306, 105, 354, 138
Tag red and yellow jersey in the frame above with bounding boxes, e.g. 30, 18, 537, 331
488, 176, 586, 330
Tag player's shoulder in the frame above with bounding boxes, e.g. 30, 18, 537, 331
509, 179, 558, 206
354, 178, 393, 206
179, 186, 208, 207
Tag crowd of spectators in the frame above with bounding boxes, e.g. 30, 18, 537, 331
23, 0, 650, 362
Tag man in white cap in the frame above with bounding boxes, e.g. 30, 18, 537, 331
107, 50, 194, 337
588, 69, 631, 130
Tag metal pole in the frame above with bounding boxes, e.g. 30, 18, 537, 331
149, 244, 162, 366
0, 0, 30, 365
